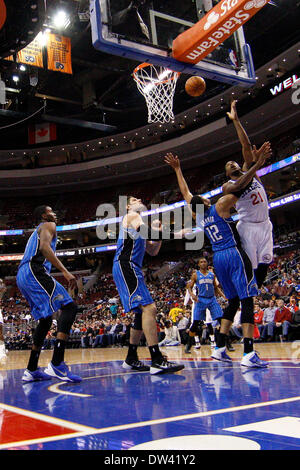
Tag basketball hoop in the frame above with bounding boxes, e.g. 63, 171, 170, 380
133, 63, 180, 123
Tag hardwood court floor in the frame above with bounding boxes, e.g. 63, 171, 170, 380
0, 342, 300, 450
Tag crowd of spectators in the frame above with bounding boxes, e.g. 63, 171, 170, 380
1, 244, 300, 352
0, 125, 299, 231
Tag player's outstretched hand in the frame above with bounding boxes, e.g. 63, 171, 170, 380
253, 141, 272, 166
226, 99, 238, 121
164, 152, 180, 170
64, 271, 78, 291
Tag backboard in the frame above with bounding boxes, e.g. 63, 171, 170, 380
90, 0, 256, 86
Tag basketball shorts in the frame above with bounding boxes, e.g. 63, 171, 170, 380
16, 263, 73, 321
237, 219, 273, 269
213, 246, 258, 300
112, 261, 153, 314
192, 297, 223, 322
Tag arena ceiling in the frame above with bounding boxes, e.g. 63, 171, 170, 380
0, 0, 299, 152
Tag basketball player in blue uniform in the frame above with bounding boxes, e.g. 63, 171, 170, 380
16, 205, 82, 382
165, 153, 268, 368
113, 196, 184, 374
185, 257, 225, 353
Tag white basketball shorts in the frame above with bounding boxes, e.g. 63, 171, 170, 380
236, 219, 273, 269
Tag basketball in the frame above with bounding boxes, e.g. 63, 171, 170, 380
185, 76, 206, 97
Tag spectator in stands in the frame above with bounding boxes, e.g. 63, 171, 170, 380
253, 301, 264, 340
270, 287, 280, 301
109, 302, 118, 319
81, 321, 95, 348
267, 299, 292, 342
287, 295, 299, 314
168, 304, 184, 324
158, 320, 181, 347
111, 318, 125, 346
119, 317, 132, 347
259, 300, 277, 341
176, 312, 190, 345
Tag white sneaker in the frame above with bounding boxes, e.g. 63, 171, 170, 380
211, 347, 232, 363
0, 348, 7, 361
194, 344, 201, 350
240, 351, 268, 368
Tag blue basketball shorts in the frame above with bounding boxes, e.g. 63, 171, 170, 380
213, 246, 258, 300
192, 297, 223, 322
112, 260, 153, 314
16, 263, 73, 321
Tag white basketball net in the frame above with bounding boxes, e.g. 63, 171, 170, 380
133, 64, 180, 123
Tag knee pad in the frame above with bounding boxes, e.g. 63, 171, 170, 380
57, 302, 78, 335
33, 316, 52, 348
240, 297, 254, 324
133, 312, 142, 331
222, 297, 240, 322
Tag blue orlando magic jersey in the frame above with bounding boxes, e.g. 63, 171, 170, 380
114, 223, 146, 269
196, 270, 215, 298
200, 204, 240, 252
19, 223, 57, 273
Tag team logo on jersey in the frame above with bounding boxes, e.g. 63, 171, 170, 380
262, 254, 272, 263
131, 295, 142, 303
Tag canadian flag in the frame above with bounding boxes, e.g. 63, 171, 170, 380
28, 123, 57, 145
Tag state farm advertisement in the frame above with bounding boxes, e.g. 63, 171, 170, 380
173, 0, 269, 64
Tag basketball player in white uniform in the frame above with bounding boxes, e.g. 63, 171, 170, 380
223, 100, 273, 288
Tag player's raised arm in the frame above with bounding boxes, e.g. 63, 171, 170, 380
227, 100, 272, 171
227, 100, 253, 170
39, 222, 77, 290
222, 150, 267, 195
164, 152, 193, 204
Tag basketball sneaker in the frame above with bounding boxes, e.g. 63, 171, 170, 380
44, 361, 82, 383
240, 351, 268, 368
194, 344, 201, 350
150, 357, 185, 375
22, 368, 52, 382
122, 359, 150, 372
0, 344, 7, 360
211, 347, 232, 363
185, 343, 192, 353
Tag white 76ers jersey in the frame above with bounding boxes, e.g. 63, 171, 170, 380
231, 176, 269, 223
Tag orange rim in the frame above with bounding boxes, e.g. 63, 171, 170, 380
133, 63, 180, 86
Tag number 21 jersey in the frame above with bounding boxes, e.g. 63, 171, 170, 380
230, 176, 269, 223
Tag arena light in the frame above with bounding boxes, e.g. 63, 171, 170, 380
53, 10, 70, 29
